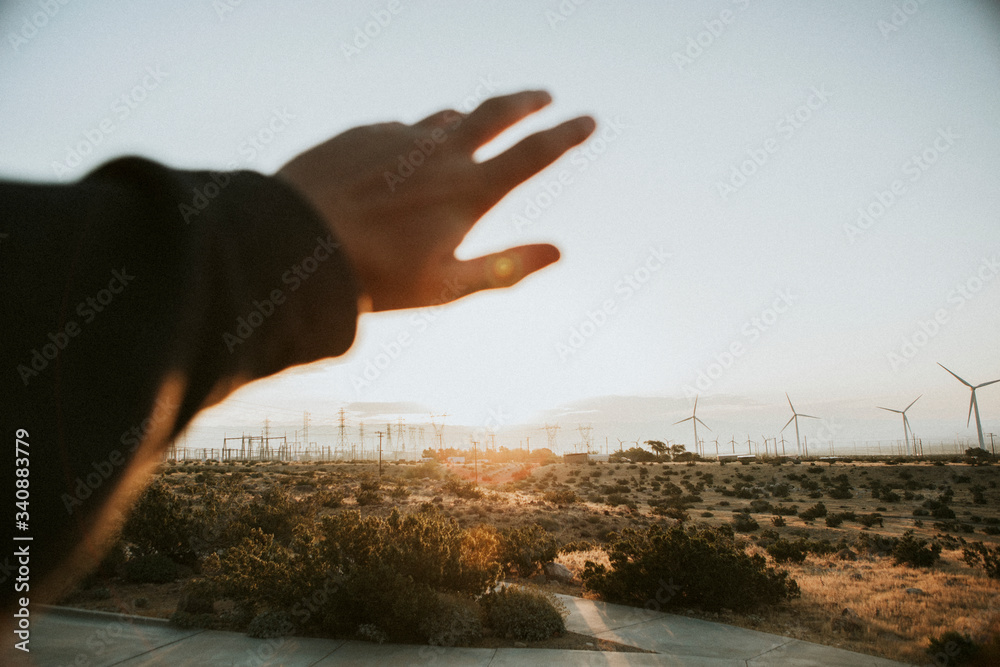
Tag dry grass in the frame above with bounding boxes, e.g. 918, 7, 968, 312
64, 457, 1000, 662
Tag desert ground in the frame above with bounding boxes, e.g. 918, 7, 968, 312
60, 454, 1000, 664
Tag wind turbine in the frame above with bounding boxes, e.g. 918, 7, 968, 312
781, 393, 818, 457
877, 395, 921, 457
939, 363, 1000, 451
674, 395, 710, 456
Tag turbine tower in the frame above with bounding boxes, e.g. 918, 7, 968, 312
877, 395, 921, 457
939, 363, 1000, 451
674, 395, 710, 457
781, 393, 818, 457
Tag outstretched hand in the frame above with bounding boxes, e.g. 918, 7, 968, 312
277, 90, 595, 312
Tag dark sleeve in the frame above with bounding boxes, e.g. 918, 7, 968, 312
1, 157, 360, 607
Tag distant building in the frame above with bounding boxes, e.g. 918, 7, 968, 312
563, 452, 589, 464
446, 456, 466, 464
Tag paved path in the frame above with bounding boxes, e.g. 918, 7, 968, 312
11, 597, 910, 666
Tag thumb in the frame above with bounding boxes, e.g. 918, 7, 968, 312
449, 244, 560, 299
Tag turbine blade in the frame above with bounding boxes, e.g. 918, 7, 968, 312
673, 417, 692, 426
781, 415, 795, 432
938, 363, 973, 388
693, 395, 699, 413
904, 395, 922, 412
967, 393, 975, 428
975, 378, 1000, 389
877, 407, 902, 414
800, 414, 820, 420
695, 417, 711, 431
785, 392, 795, 412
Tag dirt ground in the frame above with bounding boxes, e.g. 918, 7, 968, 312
60, 456, 1000, 663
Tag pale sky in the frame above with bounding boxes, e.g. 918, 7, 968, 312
3, 1, 999, 453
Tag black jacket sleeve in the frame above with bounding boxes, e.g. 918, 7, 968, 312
1, 157, 360, 607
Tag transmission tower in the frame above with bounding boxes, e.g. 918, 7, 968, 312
357, 421, 364, 461
578, 423, 593, 453
338, 408, 347, 459
385, 422, 393, 456
431, 414, 448, 449
396, 417, 405, 454
544, 423, 560, 453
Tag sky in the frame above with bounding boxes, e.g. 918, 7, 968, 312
2, 1, 999, 455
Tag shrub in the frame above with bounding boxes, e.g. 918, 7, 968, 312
892, 530, 941, 567
766, 539, 809, 564
499, 524, 558, 576
798, 502, 827, 521
247, 611, 294, 639
543, 489, 578, 505
123, 553, 180, 584
962, 542, 1000, 579
731, 512, 759, 533
442, 477, 483, 500
480, 586, 565, 641
770, 516, 786, 527
354, 476, 382, 505
856, 513, 883, 528
926, 631, 981, 666
825, 514, 844, 528
420, 594, 483, 646
121, 481, 199, 565
581, 524, 800, 612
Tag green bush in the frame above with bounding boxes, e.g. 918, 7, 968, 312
480, 586, 565, 641
442, 477, 483, 500
926, 631, 980, 666
354, 476, 382, 505
123, 553, 180, 584
962, 542, 1000, 579
798, 502, 827, 521
543, 489, 578, 504
122, 481, 199, 565
498, 524, 558, 576
247, 610, 294, 639
581, 524, 800, 612
731, 512, 759, 533
766, 539, 809, 564
892, 530, 941, 567
420, 594, 483, 646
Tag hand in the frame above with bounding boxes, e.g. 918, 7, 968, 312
276, 90, 596, 312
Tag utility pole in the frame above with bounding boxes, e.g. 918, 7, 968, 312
377, 431, 383, 479
988, 433, 997, 456
472, 440, 479, 486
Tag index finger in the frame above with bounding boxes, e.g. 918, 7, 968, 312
453, 90, 553, 152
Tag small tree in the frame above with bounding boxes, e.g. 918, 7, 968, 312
646, 440, 668, 459
669, 444, 687, 461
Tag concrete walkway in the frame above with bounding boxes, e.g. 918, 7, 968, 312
12, 597, 909, 666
